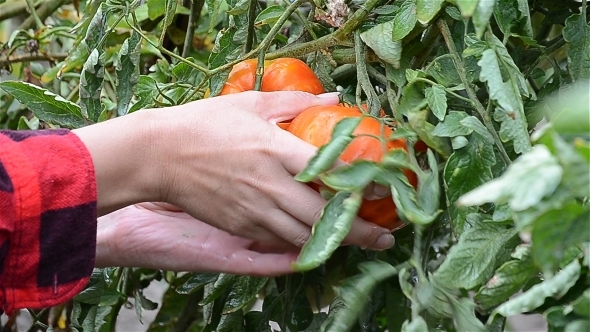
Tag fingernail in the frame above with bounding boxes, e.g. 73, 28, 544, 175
375, 233, 395, 250
373, 185, 390, 199
318, 92, 341, 98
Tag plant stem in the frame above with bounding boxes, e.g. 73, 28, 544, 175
0, 0, 43, 22
436, 19, 512, 165
182, 0, 205, 57
266, 0, 381, 59
0, 52, 68, 67
24, 0, 44, 29
245, 0, 258, 52
18, 0, 70, 30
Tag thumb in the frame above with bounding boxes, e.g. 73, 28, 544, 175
242, 91, 340, 123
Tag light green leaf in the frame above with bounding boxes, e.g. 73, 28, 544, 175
392, 0, 418, 42
208, 27, 242, 96
450, 297, 486, 332
432, 111, 471, 137
455, 0, 480, 17
360, 20, 403, 68
416, 0, 445, 24
79, 49, 106, 123
226, 0, 249, 15
492, 259, 582, 318
460, 116, 495, 143
295, 117, 362, 182
474, 249, 536, 311
129, 76, 158, 113
116, 32, 142, 116
292, 191, 363, 272
472, 0, 496, 39
199, 273, 235, 305
563, 12, 590, 81
17, 116, 39, 130
320, 161, 382, 192
147, 0, 165, 20
176, 273, 219, 294
0, 81, 86, 128
434, 222, 518, 289
223, 276, 268, 314
572, 289, 590, 318
458, 145, 562, 211
206, 0, 223, 33
407, 109, 452, 158
478, 47, 531, 153
425, 84, 447, 121
401, 317, 428, 332
255, 5, 285, 25
158, 0, 178, 45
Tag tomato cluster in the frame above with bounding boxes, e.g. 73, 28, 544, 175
216, 58, 420, 231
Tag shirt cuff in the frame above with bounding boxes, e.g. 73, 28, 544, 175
0, 129, 97, 315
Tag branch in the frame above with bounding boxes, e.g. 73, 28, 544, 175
18, 0, 71, 30
0, 0, 45, 22
182, 0, 205, 57
0, 52, 68, 67
437, 19, 512, 165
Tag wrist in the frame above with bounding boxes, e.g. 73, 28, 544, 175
73, 110, 163, 216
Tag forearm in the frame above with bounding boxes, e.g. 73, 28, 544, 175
72, 110, 163, 216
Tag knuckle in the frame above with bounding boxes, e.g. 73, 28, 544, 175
292, 230, 311, 247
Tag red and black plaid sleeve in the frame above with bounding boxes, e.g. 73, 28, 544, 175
0, 129, 97, 315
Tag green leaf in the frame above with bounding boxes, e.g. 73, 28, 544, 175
565, 319, 590, 332
532, 202, 590, 273
292, 191, 363, 272
474, 249, 536, 311
199, 273, 235, 305
217, 310, 244, 332
17, 116, 39, 130
478, 47, 531, 154
432, 111, 471, 137
0, 81, 86, 128
320, 160, 382, 192
460, 116, 495, 143
129, 76, 158, 113
444, 135, 495, 235
208, 27, 242, 96
572, 289, 590, 318
147, 0, 165, 20
255, 5, 285, 25
455, 0, 480, 17
134, 289, 158, 324
80, 49, 106, 123
563, 12, 590, 81
295, 117, 362, 182
472, 0, 496, 39
207, 0, 223, 32
401, 317, 428, 332
416, 0, 445, 25
458, 145, 563, 211
425, 84, 447, 121
392, 0, 418, 42
492, 259, 582, 318
361, 20, 403, 68
450, 297, 486, 332
434, 222, 518, 289
116, 32, 142, 116
321, 261, 403, 332
407, 109, 452, 158
223, 276, 268, 314
542, 81, 590, 139
226, 0, 250, 15
176, 272, 219, 294
493, 0, 534, 40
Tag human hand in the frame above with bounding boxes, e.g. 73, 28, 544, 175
75, 91, 395, 252
95, 203, 300, 276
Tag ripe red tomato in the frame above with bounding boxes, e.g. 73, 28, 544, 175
286, 105, 418, 231
218, 58, 325, 95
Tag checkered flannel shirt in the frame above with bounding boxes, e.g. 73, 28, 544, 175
0, 129, 97, 315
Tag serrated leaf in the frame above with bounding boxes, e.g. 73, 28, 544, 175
79, 49, 106, 122
255, 5, 285, 25
295, 117, 362, 182
434, 222, 518, 289
473, 0, 496, 39
475, 251, 536, 311
129, 76, 158, 113
416, 0, 444, 24
223, 276, 268, 314
361, 20, 403, 68
458, 145, 562, 211
321, 261, 402, 332
563, 12, 590, 81
0, 81, 86, 128
444, 134, 495, 234
478, 47, 531, 153
532, 202, 590, 274
199, 273, 235, 305
292, 191, 362, 272
392, 0, 418, 42
432, 111, 470, 137
320, 160, 382, 192
116, 32, 142, 116
425, 84, 447, 121
460, 116, 495, 143
492, 259, 582, 318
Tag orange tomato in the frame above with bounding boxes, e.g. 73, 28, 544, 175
217, 58, 325, 95
286, 105, 418, 231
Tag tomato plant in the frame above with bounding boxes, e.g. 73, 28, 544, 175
1, 0, 589, 331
